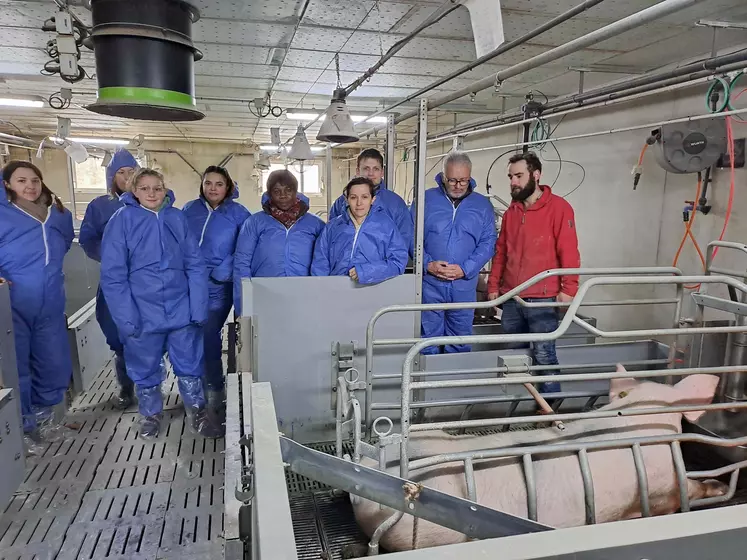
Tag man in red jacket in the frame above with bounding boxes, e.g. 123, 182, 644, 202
487, 151, 580, 393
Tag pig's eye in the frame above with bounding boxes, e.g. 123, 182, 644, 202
618, 391, 629, 399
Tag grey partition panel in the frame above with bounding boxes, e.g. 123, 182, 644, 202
68, 299, 113, 394
0, 389, 24, 508
0, 283, 21, 431
63, 241, 100, 318
244, 276, 418, 443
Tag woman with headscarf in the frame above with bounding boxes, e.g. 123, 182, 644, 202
0, 161, 74, 449
233, 169, 324, 314
183, 166, 249, 415
101, 168, 222, 440
312, 177, 407, 284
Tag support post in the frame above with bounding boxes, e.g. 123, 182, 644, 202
413, 98, 428, 313
386, 115, 395, 191
578, 69, 585, 94
325, 143, 333, 213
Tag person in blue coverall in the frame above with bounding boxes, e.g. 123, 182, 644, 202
233, 169, 324, 315
416, 152, 497, 353
101, 168, 222, 440
328, 149, 413, 244
0, 161, 74, 448
312, 177, 408, 283
183, 166, 249, 414
79, 149, 147, 409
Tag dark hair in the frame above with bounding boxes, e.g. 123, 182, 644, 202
356, 148, 384, 169
266, 169, 298, 193
508, 151, 543, 174
200, 165, 235, 200
344, 176, 376, 198
2, 160, 65, 212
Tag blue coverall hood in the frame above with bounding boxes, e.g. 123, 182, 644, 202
260, 191, 311, 210
106, 150, 139, 192
121, 189, 176, 210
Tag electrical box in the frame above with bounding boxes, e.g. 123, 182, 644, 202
717, 138, 746, 169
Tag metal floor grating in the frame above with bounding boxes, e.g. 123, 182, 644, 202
290, 491, 369, 560
284, 441, 355, 496
0, 357, 225, 560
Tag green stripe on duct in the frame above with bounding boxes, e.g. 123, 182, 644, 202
98, 87, 196, 108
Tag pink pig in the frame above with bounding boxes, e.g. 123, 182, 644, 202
351, 367, 728, 552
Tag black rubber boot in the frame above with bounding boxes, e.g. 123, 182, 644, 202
110, 353, 135, 410
205, 389, 226, 425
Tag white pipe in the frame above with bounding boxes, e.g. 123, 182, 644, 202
411, 107, 747, 162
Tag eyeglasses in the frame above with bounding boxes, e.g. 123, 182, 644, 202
136, 186, 165, 194
446, 178, 470, 187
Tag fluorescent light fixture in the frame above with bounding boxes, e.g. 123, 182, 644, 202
0, 97, 44, 108
286, 111, 388, 124
50, 136, 130, 145
260, 144, 325, 153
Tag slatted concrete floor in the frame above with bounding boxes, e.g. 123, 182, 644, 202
0, 359, 225, 560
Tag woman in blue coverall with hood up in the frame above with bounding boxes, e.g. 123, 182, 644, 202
312, 177, 408, 283
233, 169, 324, 315
0, 161, 74, 448
101, 168, 222, 440
183, 166, 249, 415
79, 149, 152, 410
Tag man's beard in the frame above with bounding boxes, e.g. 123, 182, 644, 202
511, 175, 537, 202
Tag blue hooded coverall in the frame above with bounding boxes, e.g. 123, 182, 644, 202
0, 189, 74, 432
100, 191, 209, 417
233, 192, 324, 316
329, 183, 414, 247
182, 189, 250, 391
311, 207, 408, 284
78, 149, 139, 391
415, 173, 497, 353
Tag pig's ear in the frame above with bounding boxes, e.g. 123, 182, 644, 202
609, 366, 639, 401
675, 375, 720, 422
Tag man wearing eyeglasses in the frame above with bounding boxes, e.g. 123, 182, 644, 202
414, 152, 497, 354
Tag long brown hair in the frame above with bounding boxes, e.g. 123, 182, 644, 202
2, 160, 65, 212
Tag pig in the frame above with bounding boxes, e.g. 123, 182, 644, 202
351, 367, 728, 552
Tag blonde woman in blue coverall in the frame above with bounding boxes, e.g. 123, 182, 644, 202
101, 168, 222, 440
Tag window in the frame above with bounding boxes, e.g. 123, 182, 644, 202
261, 163, 320, 195
73, 157, 108, 193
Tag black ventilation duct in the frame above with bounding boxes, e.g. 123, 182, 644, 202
87, 0, 204, 121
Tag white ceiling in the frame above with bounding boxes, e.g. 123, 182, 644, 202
0, 0, 746, 147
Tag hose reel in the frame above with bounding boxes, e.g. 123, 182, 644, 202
652, 117, 726, 174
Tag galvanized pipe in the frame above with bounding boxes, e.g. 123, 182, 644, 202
364, 266, 682, 431
356, 0, 609, 132
360, 0, 704, 135
398, 274, 747, 478
370, 390, 607, 411
433, 50, 747, 140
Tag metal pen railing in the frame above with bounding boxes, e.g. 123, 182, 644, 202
364, 266, 684, 432
357, 273, 747, 552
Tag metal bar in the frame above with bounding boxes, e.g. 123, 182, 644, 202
370, 390, 607, 411
631, 443, 651, 517
251, 383, 298, 560
522, 454, 537, 521
413, 97, 427, 312
373, 359, 671, 380
278, 436, 552, 538
577, 449, 596, 524
516, 297, 679, 308
671, 441, 690, 513
708, 266, 747, 278
363, 0, 704, 132
690, 469, 739, 509
355, 0, 609, 134
410, 365, 747, 390
325, 143, 333, 213
464, 458, 477, 502
692, 293, 747, 315
409, 401, 747, 433
385, 115, 395, 192
573, 314, 747, 339
408, 432, 747, 472
223, 374, 244, 544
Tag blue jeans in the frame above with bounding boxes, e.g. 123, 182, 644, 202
501, 298, 561, 393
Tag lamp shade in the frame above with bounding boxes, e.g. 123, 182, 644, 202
316, 88, 359, 144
